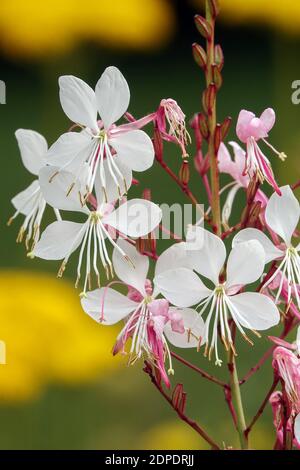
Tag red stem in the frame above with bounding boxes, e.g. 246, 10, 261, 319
171, 351, 227, 387
245, 377, 279, 436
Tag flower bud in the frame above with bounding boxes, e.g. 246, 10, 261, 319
198, 113, 209, 139
215, 44, 224, 71
207, 0, 220, 19
192, 43, 207, 70
202, 84, 216, 115
214, 124, 222, 153
220, 116, 232, 140
194, 152, 210, 176
194, 15, 212, 40
212, 64, 223, 90
153, 126, 163, 161
179, 159, 190, 186
248, 201, 262, 227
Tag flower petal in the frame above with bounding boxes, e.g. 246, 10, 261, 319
39, 166, 89, 213
294, 413, 300, 444
232, 228, 282, 263
260, 108, 275, 134
226, 240, 265, 289
33, 220, 86, 260
109, 129, 154, 172
236, 110, 256, 143
96, 66, 130, 129
15, 129, 47, 175
265, 185, 300, 245
229, 292, 280, 330
155, 242, 191, 277
103, 199, 162, 238
11, 180, 40, 216
164, 307, 205, 348
112, 239, 149, 295
186, 226, 226, 285
81, 287, 137, 325
46, 131, 91, 169
59, 76, 98, 131
154, 267, 211, 308
94, 157, 132, 204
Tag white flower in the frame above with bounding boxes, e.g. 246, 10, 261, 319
154, 227, 280, 366
46, 66, 154, 202
233, 185, 300, 308
8, 129, 60, 250
32, 167, 162, 295
81, 239, 205, 380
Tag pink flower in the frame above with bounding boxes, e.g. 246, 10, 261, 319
236, 108, 286, 195
156, 99, 191, 156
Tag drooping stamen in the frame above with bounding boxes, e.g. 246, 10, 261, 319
262, 138, 287, 162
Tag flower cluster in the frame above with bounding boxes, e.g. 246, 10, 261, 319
9, 4, 300, 450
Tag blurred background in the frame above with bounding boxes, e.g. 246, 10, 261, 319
0, 0, 300, 450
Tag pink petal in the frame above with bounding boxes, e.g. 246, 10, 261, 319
236, 110, 255, 142
260, 108, 276, 134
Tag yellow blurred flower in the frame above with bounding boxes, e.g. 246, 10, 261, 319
141, 420, 209, 450
0, 0, 175, 59
0, 270, 121, 402
195, 0, 300, 34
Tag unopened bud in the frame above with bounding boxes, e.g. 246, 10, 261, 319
207, 0, 220, 19
248, 201, 262, 227
192, 43, 207, 70
198, 113, 209, 140
212, 64, 223, 90
246, 177, 260, 202
194, 15, 212, 40
220, 116, 232, 140
202, 84, 216, 115
136, 237, 145, 254
172, 383, 183, 410
214, 124, 222, 153
179, 159, 190, 186
214, 44, 224, 71
194, 153, 210, 176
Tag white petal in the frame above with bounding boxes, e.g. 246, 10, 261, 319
226, 240, 265, 289
112, 239, 149, 295
94, 158, 132, 204
232, 228, 282, 263
59, 76, 98, 130
11, 180, 40, 216
186, 226, 226, 285
109, 130, 154, 172
265, 185, 300, 245
96, 66, 130, 129
15, 129, 47, 175
103, 199, 162, 238
33, 221, 86, 260
294, 413, 300, 443
155, 242, 191, 277
164, 307, 205, 348
229, 292, 280, 330
46, 132, 91, 168
39, 166, 89, 213
81, 287, 137, 325
154, 268, 211, 308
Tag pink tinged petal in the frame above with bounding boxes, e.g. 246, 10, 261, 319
226, 240, 265, 289
94, 158, 132, 204
15, 129, 47, 175
109, 129, 154, 172
154, 267, 212, 308
96, 66, 130, 130
59, 76, 98, 131
168, 310, 185, 334
265, 185, 300, 245
295, 413, 300, 444
229, 141, 249, 186
164, 307, 205, 348
39, 167, 89, 213
155, 242, 191, 277
112, 238, 149, 296
46, 132, 92, 168
229, 292, 280, 331
232, 228, 283, 263
260, 108, 276, 134
33, 220, 86, 260
217, 142, 233, 174
11, 180, 40, 216
103, 199, 162, 238
268, 336, 296, 351
236, 109, 256, 142
81, 287, 137, 325
186, 226, 226, 285
253, 144, 281, 195
148, 299, 169, 318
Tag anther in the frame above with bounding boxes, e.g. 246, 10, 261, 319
49, 171, 59, 183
